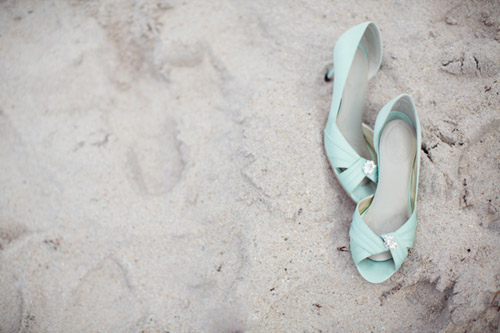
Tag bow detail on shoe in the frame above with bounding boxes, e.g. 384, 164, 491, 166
324, 125, 378, 195
349, 210, 417, 271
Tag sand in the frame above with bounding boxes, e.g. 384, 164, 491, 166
0, 0, 499, 331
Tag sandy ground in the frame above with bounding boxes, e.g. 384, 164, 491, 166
0, 0, 499, 332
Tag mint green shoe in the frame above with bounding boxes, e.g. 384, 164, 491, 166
349, 94, 421, 283
324, 22, 382, 203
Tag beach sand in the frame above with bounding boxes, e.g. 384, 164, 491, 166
0, 0, 499, 331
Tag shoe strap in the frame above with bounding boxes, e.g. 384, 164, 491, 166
324, 125, 378, 194
349, 204, 417, 271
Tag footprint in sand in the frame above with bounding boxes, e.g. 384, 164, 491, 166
61, 257, 145, 331
126, 118, 186, 196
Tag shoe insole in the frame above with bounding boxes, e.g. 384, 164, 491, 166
363, 118, 417, 261
336, 46, 371, 162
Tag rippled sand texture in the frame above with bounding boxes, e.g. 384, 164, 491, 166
1, 0, 499, 332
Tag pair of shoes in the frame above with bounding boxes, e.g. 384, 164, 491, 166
323, 22, 421, 283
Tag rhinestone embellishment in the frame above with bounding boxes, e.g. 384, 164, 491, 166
363, 160, 376, 175
383, 235, 397, 249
